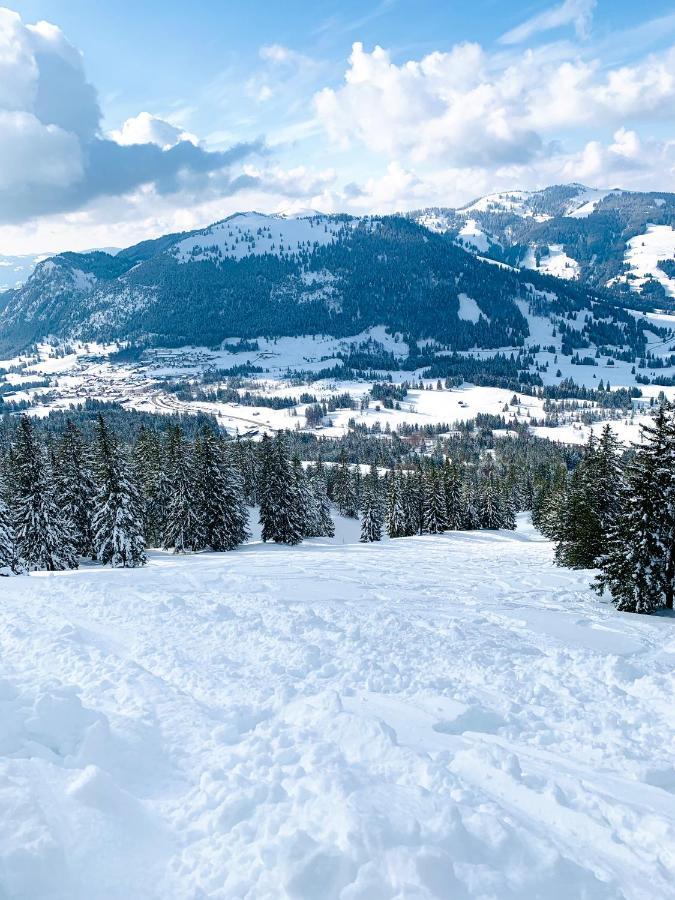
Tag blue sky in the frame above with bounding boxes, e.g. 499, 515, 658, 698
3, 0, 675, 252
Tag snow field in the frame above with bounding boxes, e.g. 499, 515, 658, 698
1, 516, 674, 898
623, 225, 675, 299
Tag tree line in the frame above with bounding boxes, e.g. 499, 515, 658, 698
1, 411, 536, 575
0, 416, 336, 574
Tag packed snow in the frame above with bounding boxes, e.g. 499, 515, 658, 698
1, 516, 673, 898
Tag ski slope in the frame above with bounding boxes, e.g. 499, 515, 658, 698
1, 516, 674, 899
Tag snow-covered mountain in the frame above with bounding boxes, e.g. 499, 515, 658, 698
409, 184, 675, 301
0, 209, 610, 355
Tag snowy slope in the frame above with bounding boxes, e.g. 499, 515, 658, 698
1, 517, 674, 899
521, 243, 580, 280
622, 225, 675, 298
171, 212, 353, 263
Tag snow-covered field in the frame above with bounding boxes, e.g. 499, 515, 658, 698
1, 516, 674, 899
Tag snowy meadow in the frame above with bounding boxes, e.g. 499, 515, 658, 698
1, 516, 674, 899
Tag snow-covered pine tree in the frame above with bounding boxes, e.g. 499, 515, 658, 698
423, 469, 447, 534
132, 425, 164, 548
501, 484, 517, 530
310, 473, 335, 537
478, 469, 505, 530
92, 415, 146, 568
331, 453, 358, 518
194, 426, 249, 551
162, 425, 202, 553
360, 481, 382, 542
531, 463, 567, 539
258, 432, 303, 544
553, 431, 620, 569
386, 471, 406, 538
10, 415, 78, 571
443, 461, 465, 531
461, 482, 480, 530
0, 492, 22, 576
53, 419, 96, 558
596, 405, 674, 612
293, 456, 321, 538
402, 470, 424, 536
554, 459, 601, 568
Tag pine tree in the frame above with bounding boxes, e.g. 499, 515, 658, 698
92, 416, 146, 568
162, 426, 202, 553
553, 432, 619, 568
478, 467, 505, 530
194, 426, 249, 551
259, 432, 303, 544
596, 406, 674, 612
331, 453, 358, 517
403, 470, 424, 536
0, 492, 22, 576
360, 481, 383, 542
386, 471, 406, 538
461, 483, 479, 530
443, 461, 465, 530
132, 426, 164, 548
53, 420, 96, 558
310, 473, 335, 537
423, 469, 447, 534
10, 416, 77, 571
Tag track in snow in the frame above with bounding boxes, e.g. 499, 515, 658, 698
1, 516, 674, 899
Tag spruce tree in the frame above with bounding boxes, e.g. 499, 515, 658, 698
132, 425, 164, 548
162, 426, 202, 553
92, 416, 146, 568
0, 493, 22, 576
11, 416, 77, 571
386, 471, 406, 538
53, 420, 96, 558
596, 406, 674, 612
360, 481, 383, 542
194, 426, 249, 551
443, 461, 465, 530
423, 469, 447, 534
310, 473, 335, 537
478, 467, 505, 530
259, 432, 303, 544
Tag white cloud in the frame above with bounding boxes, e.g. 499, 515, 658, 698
111, 112, 198, 149
314, 40, 675, 183
0, 8, 262, 224
500, 0, 596, 46
0, 109, 83, 189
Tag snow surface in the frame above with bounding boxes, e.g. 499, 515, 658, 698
522, 244, 580, 280
172, 213, 352, 263
456, 293, 482, 323
456, 219, 491, 252
565, 188, 617, 219
1, 515, 674, 898
622, 225, 675, 298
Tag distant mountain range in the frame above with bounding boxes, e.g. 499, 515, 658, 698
408, 183, 675, 302
0, 184, 673, 360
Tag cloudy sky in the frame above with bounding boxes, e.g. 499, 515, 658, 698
2, 0, 675, 254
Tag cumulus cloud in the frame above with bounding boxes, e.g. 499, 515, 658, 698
110, 112, 198, 149
500, 0, 596, 46
314, 40, 675, 178
0, 7, 263, 224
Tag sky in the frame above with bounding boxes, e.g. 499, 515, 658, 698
2, 0, 675, 254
